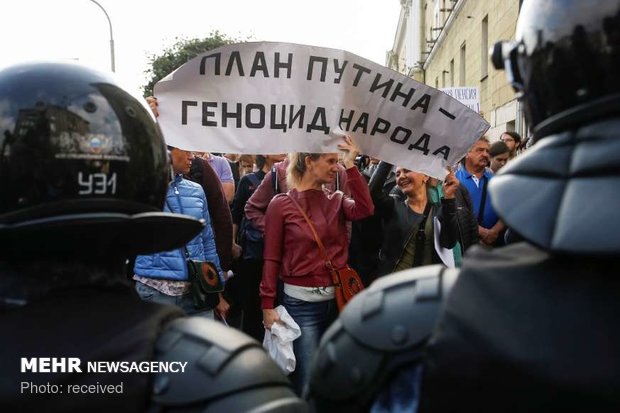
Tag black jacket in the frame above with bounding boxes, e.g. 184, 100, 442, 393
452, 184, 480, 252
369, 162, 459, 276
388, 169, 479, 254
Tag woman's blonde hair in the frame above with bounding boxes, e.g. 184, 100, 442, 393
286, 152, 323, 189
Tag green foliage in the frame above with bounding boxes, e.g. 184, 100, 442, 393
142, 31, 241, 97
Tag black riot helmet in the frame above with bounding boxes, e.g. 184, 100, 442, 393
492, 0, 620, 133
0, 61, 202, 259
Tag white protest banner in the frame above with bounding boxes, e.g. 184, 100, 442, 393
440, 87, 480, 113
154, 42, 489, 179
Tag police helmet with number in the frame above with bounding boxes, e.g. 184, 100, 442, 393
491, 0, 620, 134
0, 61, 202, 258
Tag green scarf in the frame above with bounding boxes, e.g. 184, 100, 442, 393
427, 183, 463, 267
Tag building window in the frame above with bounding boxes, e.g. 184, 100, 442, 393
481, 15, 489, 79
435, 76, 439, 89
450, 59, 455, 86
442, 70, 447, 87
460, 42, 466, 86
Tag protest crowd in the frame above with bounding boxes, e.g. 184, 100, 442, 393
2, 0, 620, 411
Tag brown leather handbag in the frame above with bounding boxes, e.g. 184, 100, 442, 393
287, 194, 364, 312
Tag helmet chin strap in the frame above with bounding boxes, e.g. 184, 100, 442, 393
532, 93, 620, 142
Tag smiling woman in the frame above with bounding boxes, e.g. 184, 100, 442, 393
370, 161, 460, 276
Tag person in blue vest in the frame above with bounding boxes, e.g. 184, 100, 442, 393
133, 146, 225, 319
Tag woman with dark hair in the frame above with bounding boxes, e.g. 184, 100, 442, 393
370, 162, 460, 276
500, 131, 522, 159
489, 141, 511, 173
260, 136, 374, 395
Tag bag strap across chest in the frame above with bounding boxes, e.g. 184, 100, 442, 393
286, 194, 338, 284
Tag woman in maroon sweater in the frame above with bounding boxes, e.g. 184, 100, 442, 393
261, 136, 374, 395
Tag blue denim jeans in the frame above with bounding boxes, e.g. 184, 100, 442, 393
282, 293, 337, 396
135, 282, 214, 319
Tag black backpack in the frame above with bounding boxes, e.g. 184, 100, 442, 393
239, 173, 265, 260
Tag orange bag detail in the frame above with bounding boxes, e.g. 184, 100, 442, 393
329, 266, 364, 311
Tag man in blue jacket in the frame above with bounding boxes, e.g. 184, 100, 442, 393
455, 137, 505, 246
134, 146, 225, 318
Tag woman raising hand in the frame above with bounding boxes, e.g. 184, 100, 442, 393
260, 135, 374, 395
